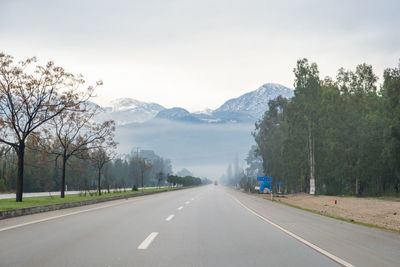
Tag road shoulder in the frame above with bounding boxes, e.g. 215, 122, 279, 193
225, 187, 400, 267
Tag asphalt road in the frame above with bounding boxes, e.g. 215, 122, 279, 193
0, 185, 399, 267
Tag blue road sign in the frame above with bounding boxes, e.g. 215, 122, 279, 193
257, 177, 273, 182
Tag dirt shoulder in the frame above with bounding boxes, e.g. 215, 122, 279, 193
258, 192, 400, 232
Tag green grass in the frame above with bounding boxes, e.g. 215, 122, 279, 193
0, 187, 180, 211
270, 197, 400, 234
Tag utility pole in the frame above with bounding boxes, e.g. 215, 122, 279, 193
308, 120, 315, 195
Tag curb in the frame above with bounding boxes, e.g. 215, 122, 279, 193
0, 188, 187, 220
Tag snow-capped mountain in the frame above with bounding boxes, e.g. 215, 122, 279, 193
153, 83, 293, 123
99, 98, 165, 125
214, 83, 293, 119
96, 83, 293, 125
109, 98, 164, 113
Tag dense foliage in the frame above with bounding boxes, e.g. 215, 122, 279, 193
253, 59, 400, 196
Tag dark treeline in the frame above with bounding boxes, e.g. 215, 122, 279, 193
253, 59, 400, 196
167, 175, 209, 186
0, 147, 174, 193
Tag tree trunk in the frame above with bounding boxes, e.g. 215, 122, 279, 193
355, 176, 359, 196
308, 120, 315, 195
61, 154, 67, 198
98, 168, 101, 196
2, 158, 7, 184
141, 172, 144, 193
16, 143, 25, 202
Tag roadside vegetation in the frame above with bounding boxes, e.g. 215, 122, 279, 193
228, 58, 400, 197
167, 175, 205, 186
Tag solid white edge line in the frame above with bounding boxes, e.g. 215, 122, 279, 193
165, 214, 175, 221
228, 193, 355, 267
137, 232, 159, 250
191, 198, 194, 201
178, 206, 184, 210
185, 201, 190, 204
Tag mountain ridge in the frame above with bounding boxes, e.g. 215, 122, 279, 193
98, 83, 293, 125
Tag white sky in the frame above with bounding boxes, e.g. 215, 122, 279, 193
1, 0, 399, 111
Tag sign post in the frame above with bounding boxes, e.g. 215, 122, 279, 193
334, 199, 337, 217
277, 182, 283, 194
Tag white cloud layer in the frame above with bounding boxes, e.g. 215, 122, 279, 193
1, 0, 399, 111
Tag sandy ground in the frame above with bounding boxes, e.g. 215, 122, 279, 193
263, 193, 400, 232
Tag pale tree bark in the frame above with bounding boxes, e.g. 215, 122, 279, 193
308, 120, 315, 195
90, 147, 116, 196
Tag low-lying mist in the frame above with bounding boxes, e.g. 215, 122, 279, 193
115, 119, 255, 179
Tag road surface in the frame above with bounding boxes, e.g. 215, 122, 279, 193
0, 185, 399, 266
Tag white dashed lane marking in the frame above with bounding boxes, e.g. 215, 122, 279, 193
165, 214, 175, 221
137, 232, 159, 250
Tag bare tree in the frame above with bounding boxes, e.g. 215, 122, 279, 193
131, 156, 152, 192
140, 159, 152, 192
45, 107, 116, 198
90, 147, 116, 195
0, 53, 96, 201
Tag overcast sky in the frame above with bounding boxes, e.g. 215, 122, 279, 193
1, 0, 399, 111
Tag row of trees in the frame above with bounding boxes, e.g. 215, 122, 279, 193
0, 53, 116, 201
253, 59, 400, 196
0, 142, 178, 190
0, 142, 108, 194
0, 143, 174, 195
167, 175, 205, 186
129, 149, 173, 189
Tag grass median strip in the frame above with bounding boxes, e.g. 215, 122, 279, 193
0, 187, 180, 211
